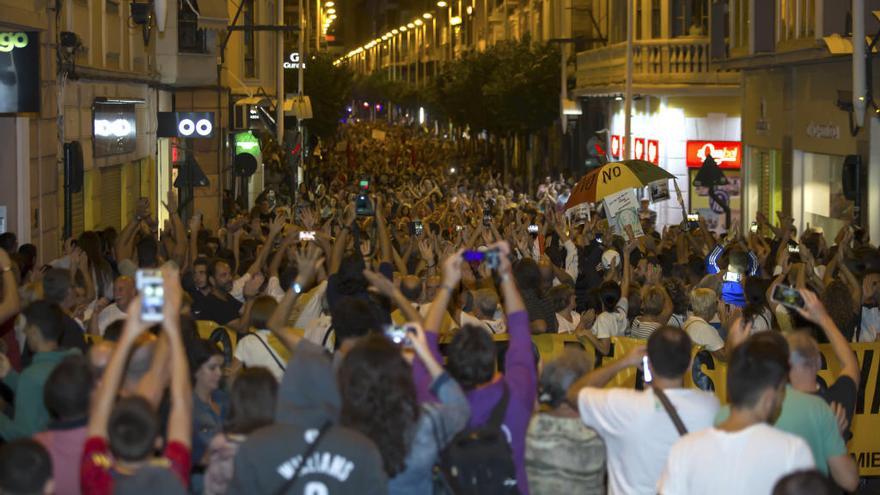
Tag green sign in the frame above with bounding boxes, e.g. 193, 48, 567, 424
234, 131, 261, 158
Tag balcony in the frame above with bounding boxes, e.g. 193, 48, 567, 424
574, 37, 739, 96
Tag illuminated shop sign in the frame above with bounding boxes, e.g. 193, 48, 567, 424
610, 135, 622, 158
686, 140, 742, 169
93, 102, 137, 157
283, 52, 306, 69
611, 135, 660, 164
0, 31, 39, 113
647, 139, 659, 165
157, 112, 215, 138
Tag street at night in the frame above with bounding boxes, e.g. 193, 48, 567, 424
1, 0, 880, 493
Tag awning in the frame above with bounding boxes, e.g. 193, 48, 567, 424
195, 0, 229, 32
234, 96, 273, 107
283, 96, 313, 119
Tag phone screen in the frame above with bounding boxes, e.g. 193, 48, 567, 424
299, 231, 316, 241
383, 324, 411, 346
136, 269, 164, 322
750, 222, 758, 233
772, 284, 805, 309
359, 179, 370, 191
528, 224, 539, 234
642, 356, 652, 383
723, 271, 741, 283
787, 243, 800, 254
687, 214, 699, 222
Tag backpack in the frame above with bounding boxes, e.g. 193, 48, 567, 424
432, 384, 518, 495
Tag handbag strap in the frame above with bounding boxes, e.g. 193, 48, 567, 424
273, 421, 333, 495
250, 332, 287, 372
652, 385, 688, 436
488, 383, 510, 429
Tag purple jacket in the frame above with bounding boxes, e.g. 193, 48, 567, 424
413, 310, 536, 495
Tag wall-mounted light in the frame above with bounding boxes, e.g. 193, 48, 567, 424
407, 22, 415, 28
437, 0, 448, 6
450, 15, 462, 26
423, 13, 433, 19
414, 19, 424, 26
466, 5, 473, 15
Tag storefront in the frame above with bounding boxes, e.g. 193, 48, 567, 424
608, 95, 742, 231
741, 64, 869, 239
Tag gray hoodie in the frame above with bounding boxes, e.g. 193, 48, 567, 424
227, 340, 387, 495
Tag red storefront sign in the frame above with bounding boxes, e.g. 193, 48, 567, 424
647, 139, 659, 165
610, 135, 622, 158
634, 137, 646, 160
686, 140, 742, 169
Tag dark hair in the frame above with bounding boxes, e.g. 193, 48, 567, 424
136, 236, 160, 268
225, 368, 278, 434
44, 355, 93, 421
547, 285, 575, 314
208, 258, 231, 279
821, 281, 857, 341
598, 281, 622, 313
513, 259, 542, 294
248, 296, 278, 330
742, 277, 771, 325
0, 439, 51, 494
41, 268, 72, 305
187, 338, 224, 382
0, 233, 16, 253
102, 320, 126, 342
447, 324, 496, 390
662, 278, 689, 316
728, 248, 749, 273
772, 470, 838, 495
727, 333, 790, 408
22, 301, 64, 344
338, 335, 418, 477
335, 254, 369, 296
647, 326, 692, 379
78, 231, 111, 275
329, 296, 379, 348
108, 396, 159, 461
193, 257, 210, 270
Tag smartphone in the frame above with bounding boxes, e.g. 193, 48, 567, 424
410, 220, 424, 236
595, 233, 604, 244
355, 193, 374, 216
299, 231, 316, 241
527, 224, 539, 235
462, 248, 501, 270
642, 355, 652, 383
383, 324, 412, 347
455, 225, 464, 232
483, 214, 492, 227
359, 178, 370, 191
723, 271, 742, 283
686, 213, 700, 231
772, 284, 805, 310
136, 269, 164, 322
750, 221, 758, 234
787, 243, 800, 254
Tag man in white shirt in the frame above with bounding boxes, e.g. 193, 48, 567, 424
93, 276, 136, 336
459, 289, 506, 334
567, 326, 719, 495
657, 332, 814, 495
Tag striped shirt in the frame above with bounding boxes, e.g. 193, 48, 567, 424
630, 318, 663, 340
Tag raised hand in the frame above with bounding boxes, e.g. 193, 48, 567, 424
363, 269, 395, 297
293, 245, 323, 290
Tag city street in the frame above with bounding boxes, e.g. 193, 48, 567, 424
1, 0, 880, 494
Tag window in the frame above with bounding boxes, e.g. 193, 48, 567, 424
651, 0, 661, 38
672, 0, 708, 37
178, 1, 208, 53
244, 1, 257, 78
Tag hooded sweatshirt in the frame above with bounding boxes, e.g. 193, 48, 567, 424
227, 340, 387, 495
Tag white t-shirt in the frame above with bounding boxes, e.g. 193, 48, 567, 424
578, 386, 720, 495
302, 314, 334, 352
657, 423, 815, 495
460, 311, 506, 334
234, 330, 286, 381
592, 297, 629, 339
857, 306, 879, 343
96, 303, 126, 336
682, 316, 725, 352
556, 311, 581, 334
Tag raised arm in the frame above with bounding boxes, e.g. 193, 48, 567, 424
566, 345, 645, 404
86, 299, 149, 438
363, 269, 422, 325
162, 266, 193, 448
424, 249, 464, 334
798, 290, 860, 387
375, 197, 392, 265
266, 246, 322, 351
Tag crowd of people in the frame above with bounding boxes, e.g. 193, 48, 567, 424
0, 122, 875, 494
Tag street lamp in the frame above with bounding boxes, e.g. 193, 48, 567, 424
407, 22, 415, 28
414, 19, 424, 26
437, 0, 448, 6
423, 12, 433, 19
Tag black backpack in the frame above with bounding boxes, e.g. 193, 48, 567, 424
432, 384, 518, 495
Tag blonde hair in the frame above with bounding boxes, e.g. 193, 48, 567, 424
641, 286, 666, 317
690, 288, 718, 320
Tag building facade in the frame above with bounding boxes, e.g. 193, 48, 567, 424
0, 0, 288, 263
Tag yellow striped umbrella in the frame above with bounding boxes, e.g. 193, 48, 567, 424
565, 159, 676, 209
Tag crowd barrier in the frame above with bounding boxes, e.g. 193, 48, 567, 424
194, 322, 880, 476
